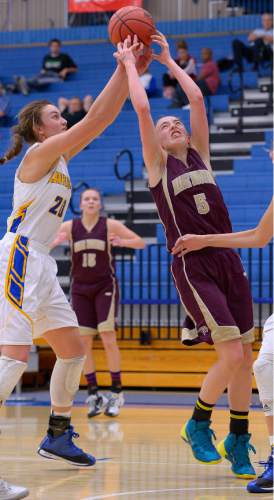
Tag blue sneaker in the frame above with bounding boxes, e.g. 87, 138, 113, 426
217, 433, 256, 478
247, 455, 273, 493
181, 419, 222, 464
38, 425, 96, 467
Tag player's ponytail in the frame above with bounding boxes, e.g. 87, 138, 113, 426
0, 125, 24, 164
0, 99, 51, 165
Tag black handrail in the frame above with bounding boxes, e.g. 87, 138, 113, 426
114, 149, 135, 227
69, 181, 90, 215
228, 68, 244, 133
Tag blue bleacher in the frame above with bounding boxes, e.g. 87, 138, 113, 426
0, 20, 272, 302
0, 15, 264, 45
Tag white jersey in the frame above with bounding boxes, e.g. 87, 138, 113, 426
260, 313, 274, 356
7, 143, 72, 248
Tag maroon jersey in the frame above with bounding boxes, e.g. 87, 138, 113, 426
150, 148, 232, 252
71, 216, 115, 285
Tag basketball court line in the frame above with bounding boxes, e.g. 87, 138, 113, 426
82, 485, 247, 499
0, 455, 232, 468
4, 401, 263, 411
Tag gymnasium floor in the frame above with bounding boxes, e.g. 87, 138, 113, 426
1, 392, 271, 500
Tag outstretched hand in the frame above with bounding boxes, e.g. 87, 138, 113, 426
114, 35, 152, 75
114, 35, 140, 66
151, 31, 172, 66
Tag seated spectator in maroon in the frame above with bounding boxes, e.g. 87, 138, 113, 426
196, 48, 220, 96
16, 39, 78, 95
58, 95, 93, 128
170, 48, 220, 108
163, 40, 197, 99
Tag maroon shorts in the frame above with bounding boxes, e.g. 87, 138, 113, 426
171, 248, 254, 346
71, 278, 119, 334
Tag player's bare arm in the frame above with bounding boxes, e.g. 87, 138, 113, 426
19, 37, 150, 184
152, 32, 210, 170
19, 66, 129, 183
172, 198, 273, 256
107, 218, 145, 249
50, 220, 73, 248
67, 35, 151, 161
116, 37, 166, 187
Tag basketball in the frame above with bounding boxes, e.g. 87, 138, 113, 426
108, 6, 156, 47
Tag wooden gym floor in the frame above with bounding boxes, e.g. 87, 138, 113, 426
0, 404, 271, 500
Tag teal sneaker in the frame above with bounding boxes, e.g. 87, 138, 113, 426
217, 433, 256, 479
181, 419, 222, 464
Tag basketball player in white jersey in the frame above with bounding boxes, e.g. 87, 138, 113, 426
173, 198, 273, 494
0, 37, 150, 470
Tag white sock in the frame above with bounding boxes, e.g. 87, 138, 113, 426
52, 410, 71, 418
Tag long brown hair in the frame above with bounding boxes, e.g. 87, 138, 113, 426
0, 99, 51, 165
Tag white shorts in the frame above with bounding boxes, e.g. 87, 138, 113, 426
260, 314, 274, 356
0, 232, 78, 345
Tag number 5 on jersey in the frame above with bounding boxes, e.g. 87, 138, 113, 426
49, 196, 67, 218
193, 193, 210, 215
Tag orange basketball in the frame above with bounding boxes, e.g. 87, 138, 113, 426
108, 6, 156, 47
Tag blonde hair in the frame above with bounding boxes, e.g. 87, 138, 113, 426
0, 99, 50, 165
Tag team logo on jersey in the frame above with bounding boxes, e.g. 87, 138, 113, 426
48, 171, 71, 190
172, 170, 215, 196
74, 239, 105, 252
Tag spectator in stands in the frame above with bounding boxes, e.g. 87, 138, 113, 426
58, 95, 93, 128
17, 38, 78, 95
170, 48, 220, 108
163, 40, 196, 99
139, 68, 158, 97
0, 81, 11, 126
232, 12, 273, 72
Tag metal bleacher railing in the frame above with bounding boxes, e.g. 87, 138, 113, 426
114, 149, 135, 228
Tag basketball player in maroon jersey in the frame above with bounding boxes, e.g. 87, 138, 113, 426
173, 199, 273, 494
53, 188, 145, 417
115, 33, 256, 478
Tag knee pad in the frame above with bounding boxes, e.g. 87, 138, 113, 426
253, 355, 273, 416
0, 356, 27, 404
50, 356, 86, 407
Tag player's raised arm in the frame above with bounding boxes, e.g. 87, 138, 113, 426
18, 64, 129, 182
116, 38, 166, 187
172, 198, 273, 256
152, 32, 210, 169
9, 38, 148, 183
